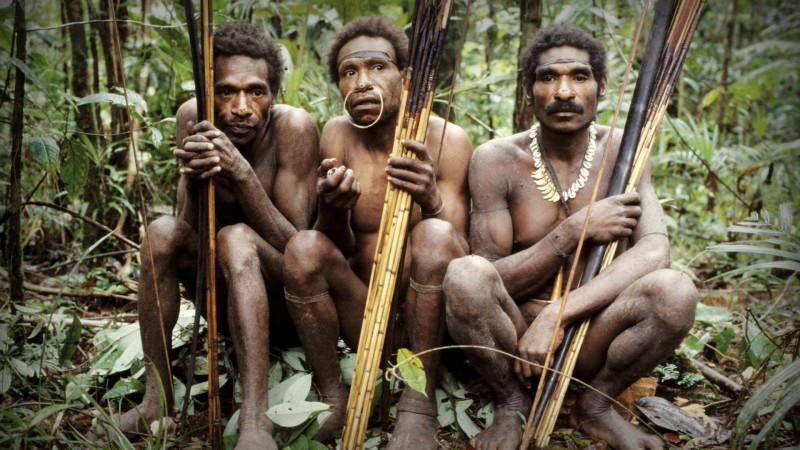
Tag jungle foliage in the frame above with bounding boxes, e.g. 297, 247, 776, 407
0, 0, 798, 448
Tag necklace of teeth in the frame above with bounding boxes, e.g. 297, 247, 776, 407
529, 121, 596, 203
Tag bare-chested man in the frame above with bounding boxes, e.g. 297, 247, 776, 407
110, 22, 318, 450
281, 17, 471, 449
442, 25, 698, 450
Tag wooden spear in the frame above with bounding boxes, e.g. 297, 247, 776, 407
181, 0, 221, 447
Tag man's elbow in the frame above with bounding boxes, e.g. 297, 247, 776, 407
642, 235, 671, 270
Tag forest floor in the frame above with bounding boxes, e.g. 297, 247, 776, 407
1, 260, 798, 449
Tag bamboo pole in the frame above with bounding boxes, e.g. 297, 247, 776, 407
341, 2, 454, 447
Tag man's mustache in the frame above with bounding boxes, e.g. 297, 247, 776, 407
546, 101, 583, 115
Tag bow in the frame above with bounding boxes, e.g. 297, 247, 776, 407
181, 0, 221, 447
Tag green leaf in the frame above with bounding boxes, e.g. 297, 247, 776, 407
266, 400, 329, 428
4, 55, 46, 92
77, 89, 148, 113
61, 148, 88, 200
10, 357, 34, 378
396, 348, 427, 397
28, 136, 60, 171
694, 303, 732, 325
455, 399, 481, 439
102, 377, 144, 401
283, 373, 312, 403
708, 243, 800, 262
701, 87, 720, 108
733, 359, 800, 449
59, 314, 82, 366
28, 403, 73, 430
0, 365, 12, 394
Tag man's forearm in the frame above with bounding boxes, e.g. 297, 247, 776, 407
233, 168, 297, 251
550, 235, 670, 324
494, 219, 579, 300
314, 203, 355, 257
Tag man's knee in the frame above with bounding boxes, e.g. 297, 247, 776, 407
283, 230, 336, 285
217, 223, 259, 276
142, 216, 190, 262
644, 269, 698, 337
443, 255, 498, 323
410, 218, 462, 272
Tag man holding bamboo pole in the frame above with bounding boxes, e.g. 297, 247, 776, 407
281, 16, 471, 448
443, 25, 698, 450
108, 22, 318, 450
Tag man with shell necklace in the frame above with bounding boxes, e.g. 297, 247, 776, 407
442, 25, 698, 450
281, 16, 471, 449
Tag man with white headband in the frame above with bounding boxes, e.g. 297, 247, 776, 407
280, 16, 471, 449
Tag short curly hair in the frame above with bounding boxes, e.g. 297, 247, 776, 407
327, 16, 409, 84
520, 24, 606, 93
213, 21, 283, 97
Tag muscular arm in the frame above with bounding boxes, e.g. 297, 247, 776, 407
426, 122, 471, 237
313, 120, 356, 255
234, 107, 319, 251
176, 100, 198, 228
469, 143, 575, 300
547, 163, 669, 324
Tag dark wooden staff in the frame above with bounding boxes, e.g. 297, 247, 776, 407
181, 0, 221, 448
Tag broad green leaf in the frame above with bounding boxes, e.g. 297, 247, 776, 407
28, 136, 60, 171
10, 357, 34, 378
283, 373, 313, 403
77, 89, 148, 113
339, 352, 356, 385
61, 148, 88, 200
436, 388, 455, 427
694, 303, 732, 325
269, 373, 306, 406
102, 377, 144, 401
282, 349, 307, 371
396, 348, 427, 397
266, 400, 329, 428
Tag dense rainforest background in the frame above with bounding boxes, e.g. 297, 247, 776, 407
0, 0, 798, 448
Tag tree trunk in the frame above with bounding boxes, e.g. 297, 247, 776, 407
484, 1, 496, 139
512, 0, 540, 133
7, 0, 26, 304
716, 0, 736, 130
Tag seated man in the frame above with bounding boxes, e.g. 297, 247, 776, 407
281, 17, 471, 449
113, 22, 318, 450
443, 25, 698, 450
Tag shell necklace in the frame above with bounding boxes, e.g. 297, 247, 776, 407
529, 121, 596, 203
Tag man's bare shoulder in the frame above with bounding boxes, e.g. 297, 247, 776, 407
271, 104, 317, 136
426, 116, 472, 160
176, 98, 198, 128
319, 115, 352, 159
471, 131, 530, 171
594, 124, 624, 156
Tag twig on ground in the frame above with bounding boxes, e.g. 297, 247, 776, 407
692, 359, 745, 395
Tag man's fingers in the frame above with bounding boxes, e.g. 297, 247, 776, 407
191, 120, 215, 133
173, 148, 196, 161
187, 155, 221, 171
388, 156, 432, 175
625, 205, 643, 218
337, 169, 356, 193
318, 158, 339, 177
617, 192, 641, 204
198, 165, 222, 179
385, 167, 427, 185
401, 139, 433, 162
388, 176, 423, 194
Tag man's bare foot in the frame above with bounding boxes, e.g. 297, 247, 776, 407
314, 385, 347, 442
468, 408, 525, 450
387, 410, 438, 450
90, 399, 162, 439
571, 393, 663, 450
236, 415, 278, 450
